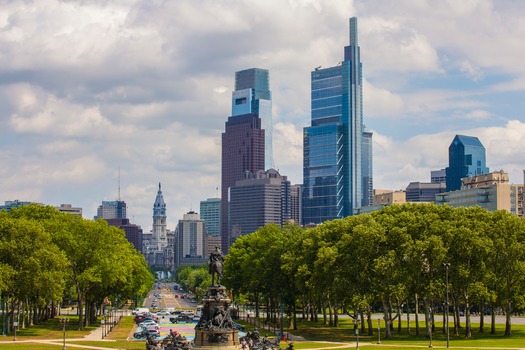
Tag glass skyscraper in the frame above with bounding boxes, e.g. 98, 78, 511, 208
302, 17, 372, 225
446, 135, 490, 192
232, 68, 273, 170
200, 197, 221, 236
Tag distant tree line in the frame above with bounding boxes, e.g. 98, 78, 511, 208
175, 265, 211, 299
0, 204, 154, 332
223, 203, 525, 339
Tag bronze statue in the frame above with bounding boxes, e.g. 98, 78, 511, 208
208, 246, 224, 285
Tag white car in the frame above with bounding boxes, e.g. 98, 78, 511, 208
139, 320, 158, 329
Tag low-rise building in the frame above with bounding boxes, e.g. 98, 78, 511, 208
435, 170, 524, 216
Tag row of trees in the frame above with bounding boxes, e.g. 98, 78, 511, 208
222, 203, 525, 339
0, 204, 154, 331
175, 265, 211, 299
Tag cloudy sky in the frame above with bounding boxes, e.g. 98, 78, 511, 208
1, 0, 524, 231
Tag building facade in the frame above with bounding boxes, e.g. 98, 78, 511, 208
56, 203, 82, 216
94, 200, 126, 220
446, 135, 489, 192
233, 68, 273, 170
106, 218, 143, 252
302, 17, 372, 225
431, 169, 446, 183
290, 184, 302, 225
0, 200, 31, 211
436, 171, 524, 216
229, 169, 291, 242
200, 198, 221, 237
405, 182, 447, 202
175, 211, 208, 270
221, 70, 268, 253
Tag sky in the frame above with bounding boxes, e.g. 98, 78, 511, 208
1, 0, 525, 232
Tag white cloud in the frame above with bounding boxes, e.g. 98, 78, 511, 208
0, 0, 524, 231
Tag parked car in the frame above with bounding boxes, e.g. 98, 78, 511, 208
139, 320, 158, 329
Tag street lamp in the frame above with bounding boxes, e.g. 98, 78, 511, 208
353, 316, 360, 350
102, 314, 106, 339
60, 317, 69, 350
428, 314, 433, 348
377, 318, 381, 344
444, 262, 451, 348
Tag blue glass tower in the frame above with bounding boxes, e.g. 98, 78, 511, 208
302, 17, 372, 225
446, 135, 490, 192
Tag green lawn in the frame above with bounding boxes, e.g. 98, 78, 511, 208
287, 317, 525, 349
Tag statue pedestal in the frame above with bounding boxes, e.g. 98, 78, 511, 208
194, 329, 241, 349
194, 285, 241, 350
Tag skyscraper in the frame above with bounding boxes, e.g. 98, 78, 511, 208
445, 135, 489, 192
302, 17, 372, 225
233, 68, 273, 169
229, 169, 291, 240
175, 211, 207, 269
200, 197, 221, 236
94, 200, 126, 220
221, 70, 267, 253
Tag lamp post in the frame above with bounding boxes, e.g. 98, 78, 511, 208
428, 314, 433, 348
60, 317, 69, 350
377, 318, 381, 344
353, 316, 360, 350
102, 314, 105, 339
444, 262, 451, 348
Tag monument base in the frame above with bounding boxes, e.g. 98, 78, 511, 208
194, 329, 242, 350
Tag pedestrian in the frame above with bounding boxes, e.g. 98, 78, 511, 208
241, 338, 247, 350
249, 337, 254, 349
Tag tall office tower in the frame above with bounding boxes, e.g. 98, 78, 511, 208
221, 71, 266, 253
446, 135, 489, 192
290, 184, 302, 225
94, 200, 126, 219
200, 198, 221, 236
362, 131, 374, 206
229, 169, 291, 242
302, 17, 372, 225
233, 68, 273, 170
174, 211, 207, 270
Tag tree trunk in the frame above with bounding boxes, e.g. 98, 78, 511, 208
465, 299, 472, 339
423, 299, 432, 339
397, 304, 402, 334
505, 299, 512, 336
479, 299, 484, 333
453, 302, 460, 335
415, 294, 420, 336
367, 308, 373, 336
406, 301, 411, 335
77, 290, 85, 330
490, 306, 496, 334
382, 298, 392, 339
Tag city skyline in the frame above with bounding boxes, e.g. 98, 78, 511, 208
1, 1, 525, 231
